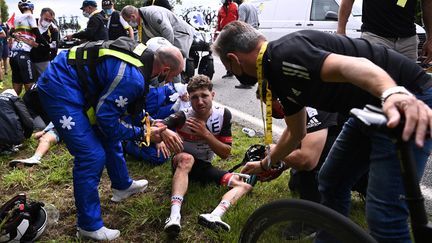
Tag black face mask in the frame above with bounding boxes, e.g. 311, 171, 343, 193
234, 74, 258, 86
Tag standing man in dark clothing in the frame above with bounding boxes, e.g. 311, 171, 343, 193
216, 21, 432, 242
30, 8, 59, 78
66, 0, 108, 41
102, 0, 134, 40
143, 0, 173, 10
338, 0, 432, 61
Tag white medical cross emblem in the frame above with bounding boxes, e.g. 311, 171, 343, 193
59, 115, 75, 130
115, 96, 128, 108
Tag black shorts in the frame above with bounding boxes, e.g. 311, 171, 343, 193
10, 51, 35, 84
173, 157, 228, 185
1, 42, 8, 58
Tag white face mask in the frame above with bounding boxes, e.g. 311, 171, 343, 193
129, 20, 138, 28
40, 20, 50, 28
83, 11, 90, 18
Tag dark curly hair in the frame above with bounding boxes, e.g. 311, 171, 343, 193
187, 74, 213, 93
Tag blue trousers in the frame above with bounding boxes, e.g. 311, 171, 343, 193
318, 89, 432, 242
38, 91, 133, 231
124, 141, 168, 165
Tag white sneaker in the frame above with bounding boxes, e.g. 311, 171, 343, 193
164, 215, 181, 237
9, 157, 41, 167
111, 179, 148, 202
198, 213, 231, 232
76, 226, 120, 241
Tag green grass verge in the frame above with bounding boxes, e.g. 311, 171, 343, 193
0, 69, 367, 242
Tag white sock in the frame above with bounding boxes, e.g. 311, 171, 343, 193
169, 195, 183, 218
31, 153, 42, 161
211, 200, 231, 218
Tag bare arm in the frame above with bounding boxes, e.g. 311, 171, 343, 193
322, 53, 432, 147
280, 128, 328, 171
270, 108, 307, 164
320, 53, 397, 97
127, 27, 134, 39
337, 0, 355, 35
422, 0, 432, 63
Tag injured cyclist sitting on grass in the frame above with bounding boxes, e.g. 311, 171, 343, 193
156, 75, 253, 237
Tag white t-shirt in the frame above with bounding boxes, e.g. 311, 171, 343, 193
11, 13, 38, 52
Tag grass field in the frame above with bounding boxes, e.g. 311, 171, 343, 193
0, 70, 367, 242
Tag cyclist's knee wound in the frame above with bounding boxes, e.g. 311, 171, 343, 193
220, 173, 235, 187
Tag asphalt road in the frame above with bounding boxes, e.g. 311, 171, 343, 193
208, 57, 432, 214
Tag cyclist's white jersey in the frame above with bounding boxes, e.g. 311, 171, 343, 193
177, 105, 231, 162
11, 13, 37, 52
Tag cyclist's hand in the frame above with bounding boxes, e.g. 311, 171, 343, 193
161, 129, 183, 153
241, 161, 263, 175
186, 117, 210, 140
150, 126, 166, 143
156, 141, 170, 159
383, 93, 432, 147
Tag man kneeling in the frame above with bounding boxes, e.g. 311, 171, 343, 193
157, 75, 253, 236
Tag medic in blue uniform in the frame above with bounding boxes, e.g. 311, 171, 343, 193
36, 38, 184, 240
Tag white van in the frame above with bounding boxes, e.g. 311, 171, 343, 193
251, 0, 426, 54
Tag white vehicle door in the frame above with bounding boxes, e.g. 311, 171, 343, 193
252, 0, 309, 41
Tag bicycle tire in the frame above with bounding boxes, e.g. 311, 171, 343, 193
239, 199, 377, 243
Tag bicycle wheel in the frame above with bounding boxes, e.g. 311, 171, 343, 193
239, 199, 377, 243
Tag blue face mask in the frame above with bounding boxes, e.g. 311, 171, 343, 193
104, 8, 113, 16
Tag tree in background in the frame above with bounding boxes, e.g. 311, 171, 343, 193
0, 0, 9, 23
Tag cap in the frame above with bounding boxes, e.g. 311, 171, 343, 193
80, 0, 97, 10
102, 0, 113, 7
146, 37, 173, 52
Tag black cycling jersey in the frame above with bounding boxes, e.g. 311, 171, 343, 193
305, 107, 338, 133
264, 30, 432, 116
362, 0, 417, 37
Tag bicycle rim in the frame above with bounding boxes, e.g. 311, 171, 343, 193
239, 199, 377, 243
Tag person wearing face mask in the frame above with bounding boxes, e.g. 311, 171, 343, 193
36, 36, 185, 240
123, 37, 189, 165
216, 0, 238, 80
66, 0, 108, 41
9, 0, 49, 96
102, 0, 134, 40
120, 5, 195, 59
28, 8, 59, 79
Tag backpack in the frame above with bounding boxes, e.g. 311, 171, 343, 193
67, 37, 154, 119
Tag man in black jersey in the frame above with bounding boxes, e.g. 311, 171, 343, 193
213, 21, 432, 242
338, 0, 432, 62
102, 0, 134, 40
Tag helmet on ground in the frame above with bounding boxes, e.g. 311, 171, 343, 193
146, 37, 173, 52
0, 194, 47, 243
242, 144, 266, 163
80, 0, 97, 10
18, 0, 34, 11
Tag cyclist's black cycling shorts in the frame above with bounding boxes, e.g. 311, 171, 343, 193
172, 157, 228, 185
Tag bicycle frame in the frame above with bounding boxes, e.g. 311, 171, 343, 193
351, 105, 432, 242
397, 140, 432, 242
